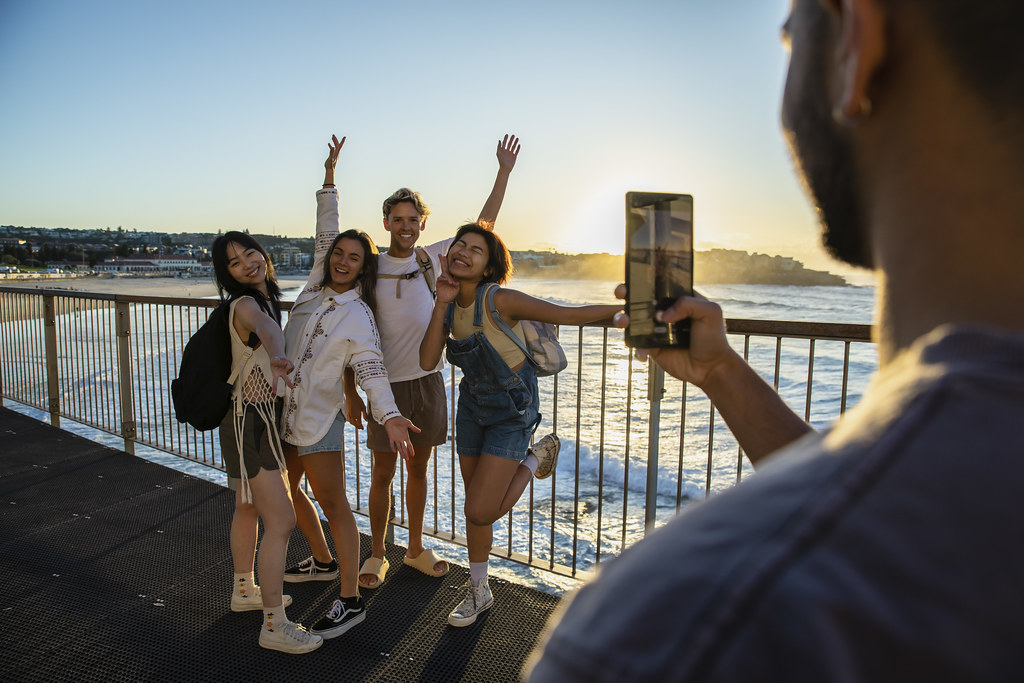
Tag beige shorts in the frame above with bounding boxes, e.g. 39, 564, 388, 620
366, 372, 448, 452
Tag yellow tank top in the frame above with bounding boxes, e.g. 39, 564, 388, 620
451, 294, 527, 371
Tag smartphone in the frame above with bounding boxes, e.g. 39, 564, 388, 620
624, 191, 694, 348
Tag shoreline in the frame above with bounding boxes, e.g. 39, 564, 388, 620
0, 273, 311, 299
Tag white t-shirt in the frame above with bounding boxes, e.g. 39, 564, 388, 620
375, 237, 453, 383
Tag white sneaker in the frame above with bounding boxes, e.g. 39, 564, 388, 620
448, 580, 493, 627
259, 620, 323, 654
230, 583, 293, 612
532, 433, 561, 479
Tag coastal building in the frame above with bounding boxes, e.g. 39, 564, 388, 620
270, 245, 306, 268
94, 255, 206, 273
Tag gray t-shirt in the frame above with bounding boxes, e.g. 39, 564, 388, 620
528, 325, 1024, 682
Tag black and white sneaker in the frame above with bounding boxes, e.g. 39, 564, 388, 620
283, 555, 339, 583
311, 597, 366, 639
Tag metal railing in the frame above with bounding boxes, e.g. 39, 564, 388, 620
0, 286, 875, 584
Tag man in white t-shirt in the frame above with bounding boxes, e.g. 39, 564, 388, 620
345, 134, 521, 588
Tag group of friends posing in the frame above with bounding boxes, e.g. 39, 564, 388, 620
209, 133, 619, 653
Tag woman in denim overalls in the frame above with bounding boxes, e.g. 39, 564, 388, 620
420, 223, 621, 627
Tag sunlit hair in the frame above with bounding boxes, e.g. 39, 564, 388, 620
321, 229, 379, 317
449, 221, 513, 286
211, 231, 282, 322
382, 188, 431, 221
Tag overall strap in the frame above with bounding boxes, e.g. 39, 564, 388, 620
472, 283, 490, 328
485, 284, 538, 368
444, 301, 454, 335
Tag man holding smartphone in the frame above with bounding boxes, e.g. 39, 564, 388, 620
529, 0, 1024, 680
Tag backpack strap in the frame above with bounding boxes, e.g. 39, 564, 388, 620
484, 283, 539, 369
415, 247, 436, 298
378, 248, 436, 299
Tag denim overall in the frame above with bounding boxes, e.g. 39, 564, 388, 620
445, 284, 541, 460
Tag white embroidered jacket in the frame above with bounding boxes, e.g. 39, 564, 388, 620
281, 187, 401, 446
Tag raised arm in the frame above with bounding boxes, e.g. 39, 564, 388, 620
493, 288, 620, 328
305, 135, 345, 289
477, 133, 521, 225
614, 286, 812, 465
232, 297, 294, 393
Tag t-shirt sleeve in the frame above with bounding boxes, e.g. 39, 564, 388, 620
424, 237, 454, 272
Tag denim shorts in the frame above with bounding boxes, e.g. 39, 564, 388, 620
455, 363, 540, 461
294, 413, 346, 456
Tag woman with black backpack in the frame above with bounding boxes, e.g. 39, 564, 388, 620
211, 231, 323, 654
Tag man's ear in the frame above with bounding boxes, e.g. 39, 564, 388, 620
383, 217, 392, 233
831, 0, 887, 119
420, 217, 428, 232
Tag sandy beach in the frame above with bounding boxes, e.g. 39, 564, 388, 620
0, 274, 310, 299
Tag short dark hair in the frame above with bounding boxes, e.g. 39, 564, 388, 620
450, 222, 513, 286
211, 231, 282, 320
321, 229, 379, 316
895, 1, 1024, 113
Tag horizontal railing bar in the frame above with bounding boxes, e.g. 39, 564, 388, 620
726, 317, 872, 341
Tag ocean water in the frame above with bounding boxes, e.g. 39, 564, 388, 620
6, 279, 877, 594
479, 279, 877, 591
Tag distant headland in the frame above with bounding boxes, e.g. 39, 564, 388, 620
513, 249, 847, 287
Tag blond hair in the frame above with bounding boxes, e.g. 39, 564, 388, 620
382, 188, 431, 220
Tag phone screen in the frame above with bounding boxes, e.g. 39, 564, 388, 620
624, 191, 694, 348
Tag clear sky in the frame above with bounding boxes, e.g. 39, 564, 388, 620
0, 0, 866, 280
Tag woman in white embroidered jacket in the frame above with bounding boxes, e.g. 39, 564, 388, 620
211, 231, 322, 654
280, 134, 418, 640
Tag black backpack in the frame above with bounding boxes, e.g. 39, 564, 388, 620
171, 298, 261, 431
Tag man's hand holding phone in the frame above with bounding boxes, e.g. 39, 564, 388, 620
615, 284, 738, 391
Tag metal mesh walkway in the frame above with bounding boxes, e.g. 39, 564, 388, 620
0, 407, 561, 682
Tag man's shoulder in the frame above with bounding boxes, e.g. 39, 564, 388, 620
421, 237, 454, 258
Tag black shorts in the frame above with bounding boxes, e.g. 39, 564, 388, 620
219, 400, 283, 490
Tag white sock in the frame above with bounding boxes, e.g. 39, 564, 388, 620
263, 605, 287, 630
234, 572, 255, 595
521, 453, 539, 476
470, 561, 488, 586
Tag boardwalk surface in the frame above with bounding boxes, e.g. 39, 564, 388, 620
0, 407, 560, 682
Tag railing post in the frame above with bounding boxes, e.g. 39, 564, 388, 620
43, 294, 60, 428
385, 492, 395, 545
645, 359, 665, 533
115, 300, 136, 455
